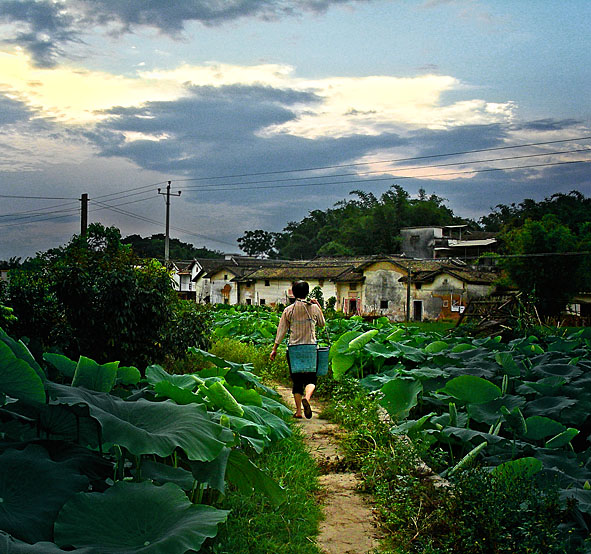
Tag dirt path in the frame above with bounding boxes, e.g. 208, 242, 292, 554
276, 385, 382, 554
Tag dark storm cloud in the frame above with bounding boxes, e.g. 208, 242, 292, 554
0, 0, 374, 66
512, 119, 583, 132
0, 1, 77, 67
0, 93, 34, 124
86, 83, 409, 177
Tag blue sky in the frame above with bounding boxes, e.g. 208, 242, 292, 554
0, 0, 590, 258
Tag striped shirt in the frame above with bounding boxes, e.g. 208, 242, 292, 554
275, 300, 326, 346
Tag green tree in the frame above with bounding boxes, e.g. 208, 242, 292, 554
501, 215, 589, 317
237, 229, 279, 258
123, 234, 223, 260
6, 224, 204, 367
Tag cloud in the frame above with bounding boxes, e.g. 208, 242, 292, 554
0, 0, 376, 67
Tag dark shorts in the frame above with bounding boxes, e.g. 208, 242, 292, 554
287, 349, 317, 395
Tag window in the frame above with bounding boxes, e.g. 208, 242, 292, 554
443, 300, 449, 307
415, 283, 422, 290
223, 298, 229, 305
318, 279, 324, 287
224, 274, 228, 281
380, 300, 388, 309
260, 299, 266, 305
349, 283, 357, 291
410, 234, 420, 244
265, 279, 270, 286
246, 298, 252, 306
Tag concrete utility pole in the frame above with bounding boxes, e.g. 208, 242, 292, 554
80, 193, 88, 235
157, 181, 181, 266
406, 263, 412, 322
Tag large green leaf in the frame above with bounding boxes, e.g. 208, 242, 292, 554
442, 375, 501, 405
379, 378, 422, 420
467, 395, 526, 426
0, 341, 45, 404
226, 384, 262, 407
55, 481, 229, 553
0, 331, 44, 382
226, 449, 286, 506
523, 416, 566, 441
72, 356, 119, 393
424, 340, 448, 354
494, 352, 520, 376
190, 446, 231, 493
545, 428, 579, 449
0, 532, 93, 553
153, 381, 205, 405
349, 329, 379, 350
116, 366, 141, 386
146, 364, 201, 390
524, 396, 576, 417
139, 460, 195, 490
0, 444, 89, 543
493, 457, 543, 479
48, 383, 227, 461
331, 352, 355, 380
43, 353, 77, 379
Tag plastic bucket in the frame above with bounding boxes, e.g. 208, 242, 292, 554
288, 344, 318, 373
316, 346, 330, 376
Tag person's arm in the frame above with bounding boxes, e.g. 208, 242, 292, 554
270, 309, 289, 361
310, 299, 325, 327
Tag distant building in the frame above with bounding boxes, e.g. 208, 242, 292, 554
400, 225, 498, 259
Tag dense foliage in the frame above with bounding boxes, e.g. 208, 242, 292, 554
237, 186, 464, 258
0, 326, 291, 552
122, 233, 223, 260
2, 224, 209, 367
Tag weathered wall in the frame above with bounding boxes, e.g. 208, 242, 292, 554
363, 262, 406, 319
400, 227, 442, 259
209, 269, 239, 304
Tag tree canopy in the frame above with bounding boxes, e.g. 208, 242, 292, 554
122, 234, 223, 260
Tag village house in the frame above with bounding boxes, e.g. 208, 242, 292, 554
229, 255, 499, 322
400, 225, 498, 260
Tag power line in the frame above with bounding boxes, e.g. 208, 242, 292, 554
0, 194, 77, 200
171, 135, 591, 183
174, 158, 591, 194
179, 147, 591, 190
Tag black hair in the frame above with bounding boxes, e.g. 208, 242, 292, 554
292, 281, 309, 299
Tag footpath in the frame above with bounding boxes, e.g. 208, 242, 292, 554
276, 385, 382, 554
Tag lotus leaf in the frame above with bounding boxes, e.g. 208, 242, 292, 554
559, 489, 591, 514
72, 356, 119, 393
546, 428, 579, 449
146, 364, 201, 390
47, 382, 227, 461
140, 460, 195, 490
154, 381, 205, 405
0, 532, 93, 553
523, 416, 566, 441
424, 340, 448, 354
43, 353, 77, 379
227, 384, 263, 407
55, 481, 229, 553
0, 444, 89, 543
190, 446, 231, 492
0, 330, 44, 381
116, 366, 141, 386
200, 381, 244, 417
531, 363, 582, 380
331, 352, 356, 379
365, 342, 397, 358
451, 343, 476, 353
524, 396, 576, 417
442, 375, 501, 405
260, 395, 293, 418
331, 331, 361, 356
379, 378, 422, 420
226, 449, 286, 506
494, 352, 520, 376
493, 457, 543, 479
241, 405, 291, 441
0, 341, 45, 405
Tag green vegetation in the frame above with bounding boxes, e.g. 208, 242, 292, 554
0, 327, 294, 552
122, 233, 223, 260
2, 224, 210, 367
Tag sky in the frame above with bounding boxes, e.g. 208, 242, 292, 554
0, 0, 590, 259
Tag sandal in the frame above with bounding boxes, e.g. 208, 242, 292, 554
293, 413, 303, 419
302, 398, 312, 419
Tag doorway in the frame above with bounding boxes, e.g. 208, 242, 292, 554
413, 300, 423, 322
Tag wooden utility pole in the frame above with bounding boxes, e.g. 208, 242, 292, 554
80, 193, 88, 235
157, 181, 181, 266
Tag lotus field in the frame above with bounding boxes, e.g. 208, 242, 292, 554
213, 307, 591, 529
0, 324, 291, 553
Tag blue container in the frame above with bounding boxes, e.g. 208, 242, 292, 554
288, 344, 318, 373
316, 346, 330, 376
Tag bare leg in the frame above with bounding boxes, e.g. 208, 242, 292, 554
302, 384, 315, 419
293, 393, 303, 417
304, 383, 316, 402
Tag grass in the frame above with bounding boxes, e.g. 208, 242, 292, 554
322, 378, 579, 554
201, 420, 323, 554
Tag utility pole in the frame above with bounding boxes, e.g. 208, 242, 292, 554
80, 193, 88, 235
406, 263, 412, 322
157, 181, 181, 267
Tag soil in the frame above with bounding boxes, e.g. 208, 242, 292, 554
276, 385, 382, 554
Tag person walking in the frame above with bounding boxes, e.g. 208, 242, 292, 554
270, 281, 325, 419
